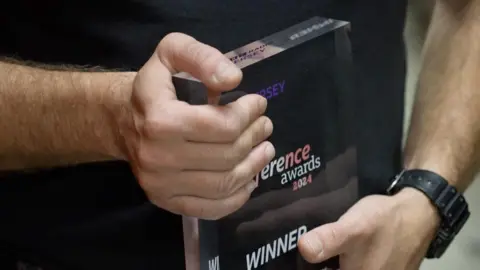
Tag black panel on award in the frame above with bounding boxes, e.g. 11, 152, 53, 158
176, 16, 358, 270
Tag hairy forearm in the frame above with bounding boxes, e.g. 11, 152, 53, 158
404, 0, 480, 191
0, 61, 135, 170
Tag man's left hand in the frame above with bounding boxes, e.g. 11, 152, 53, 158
298, 188, 441, 270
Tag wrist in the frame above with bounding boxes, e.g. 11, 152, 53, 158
404, 155, 459, 187
393, 187, 440, 243
403, 140, 476, 192
389, 168, 472, 258
95, 71, 136, 161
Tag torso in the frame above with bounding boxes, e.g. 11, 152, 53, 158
0, 1, 406, 269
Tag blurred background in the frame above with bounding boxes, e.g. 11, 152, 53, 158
404, 1, 480, 269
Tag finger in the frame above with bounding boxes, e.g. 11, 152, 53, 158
138, 93, 267, 144
137, 115, 273, 171
180, 94, 268, 143
179, 116, 273, 171
165, 182, 254, 220
298, 220, 357, 264
157, 32, 242, 91
133, 50, 178, 111
174, 141, 275, 199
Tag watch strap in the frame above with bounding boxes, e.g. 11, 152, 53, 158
387, 169, 470, 258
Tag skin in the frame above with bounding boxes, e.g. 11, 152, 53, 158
0, 33, 275, 220
1, 0, 479, 268
297, 0, 480, 269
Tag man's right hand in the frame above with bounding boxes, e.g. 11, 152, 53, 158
120, 33, 275, 220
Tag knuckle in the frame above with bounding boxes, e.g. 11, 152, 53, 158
157, 33, 197, 69
163, 32, 183, 41
156, 34, 176, 61
141, 119, 161, 138
225, 139, 250, 168
232, 141, 251, 163
251, 118, 267, 144
216, 172, 237, 198
141, 116, 174, 139
363, 220, 377, 237
222, 146, 240, 170
137, 146, 176, 169
327, 226, 341, 244
240, 158, 255, 179
350, 219, 372, 239
132, 141, 179, 170
158, 32, 189, 51
246, 124, 259, 145
222, 116, 243, 140
157, 151, 180, 169
185, 41, 218, 66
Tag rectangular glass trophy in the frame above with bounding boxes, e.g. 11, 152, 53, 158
175, 16, 358, 270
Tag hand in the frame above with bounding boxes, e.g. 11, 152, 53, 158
298, 188, 441, 270
120, 32, 275, 220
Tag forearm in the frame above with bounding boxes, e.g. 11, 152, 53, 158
0, 61, 135, 170
404, 0, 480, 192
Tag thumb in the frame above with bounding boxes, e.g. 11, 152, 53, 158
157, 32, 242, 92
298, 221, 356, 264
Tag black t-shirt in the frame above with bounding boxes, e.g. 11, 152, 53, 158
0, 0, 406, 269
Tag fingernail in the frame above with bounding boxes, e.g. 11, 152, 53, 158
213, 61, 241, 84
264, 143, 275, 160
264, 118, 273, 137
304, 233, 323, 254
246, 181, 258, 193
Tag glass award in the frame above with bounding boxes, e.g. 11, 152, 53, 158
175, 16, 357, 270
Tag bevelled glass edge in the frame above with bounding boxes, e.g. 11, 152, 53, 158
174, 16, 350, 82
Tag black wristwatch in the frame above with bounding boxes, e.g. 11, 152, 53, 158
386, 169, 470, 259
